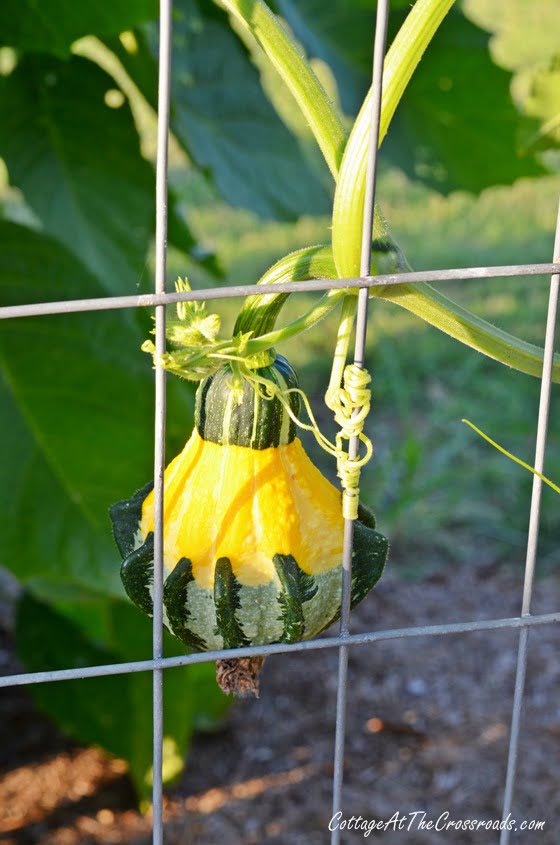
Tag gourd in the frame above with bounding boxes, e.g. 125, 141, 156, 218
110, 353, 388, 686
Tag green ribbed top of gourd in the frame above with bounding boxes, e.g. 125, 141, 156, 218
194, 354, 300, 449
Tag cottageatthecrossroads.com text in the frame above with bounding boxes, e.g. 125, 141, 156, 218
329, 811, 546, 836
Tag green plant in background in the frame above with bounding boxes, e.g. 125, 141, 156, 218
0, 0, 559, 798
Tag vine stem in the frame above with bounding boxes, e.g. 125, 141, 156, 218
332, 0, 456, 278
216, 0, 346, 178
326, 296, 359, 407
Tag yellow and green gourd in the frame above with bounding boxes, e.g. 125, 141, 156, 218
110, 351, 388, 651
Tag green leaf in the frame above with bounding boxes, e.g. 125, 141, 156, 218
462, 2, 560, 159
0, 54, 216, 281
463, 0, 560, 72
108, 0, 331, 218
383, 11, 545, 193
0, 376, 123, 596
0, 54, 155, 294
0, 0, 158, 58
0, 53, 216, 289
15, 592, 229, 799
523, 56, 560, 152
0, 223, 226, 798
0, 221, 194, 593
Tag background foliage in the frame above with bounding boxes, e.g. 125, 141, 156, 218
0, 0, 559, 797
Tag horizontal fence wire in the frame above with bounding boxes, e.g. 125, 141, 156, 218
1, 263, 559, 320
2, 612, 559, 689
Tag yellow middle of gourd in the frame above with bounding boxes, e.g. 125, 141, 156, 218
140, 429, 344, 590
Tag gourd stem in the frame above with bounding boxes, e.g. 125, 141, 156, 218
381, 281, 560, 382
244, 289, 346, 356
234, 245, 340, 340
158, 0, 559, 383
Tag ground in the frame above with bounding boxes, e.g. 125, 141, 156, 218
1, 554, 559, 845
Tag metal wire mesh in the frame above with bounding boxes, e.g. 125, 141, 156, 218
1, 1, 559, 843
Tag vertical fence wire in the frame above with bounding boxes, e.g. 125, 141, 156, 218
152, 1, 173, 842
499, 199, 560, 843
330, 1, 390, 841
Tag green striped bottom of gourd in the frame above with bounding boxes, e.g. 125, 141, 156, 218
115, 535, 387, 652
111, 482, 388, 651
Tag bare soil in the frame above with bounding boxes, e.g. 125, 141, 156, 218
1, 558, 559, 845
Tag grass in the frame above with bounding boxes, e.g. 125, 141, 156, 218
168, 165, 560, 578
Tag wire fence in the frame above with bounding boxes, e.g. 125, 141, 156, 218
1, 1, 559, 843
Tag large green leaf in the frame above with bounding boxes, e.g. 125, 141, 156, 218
0, 221, 194, 593
16, 593, 229, 799
0, 54, 214, 295
108, 0, 331, 219
0, 378, 123, 596
0, 54, 152, 295
0, 0, 158, 58
382, 11, 545, 193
